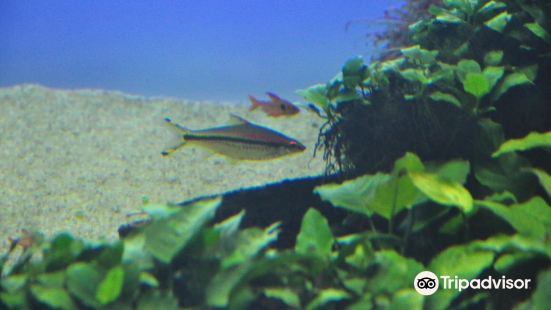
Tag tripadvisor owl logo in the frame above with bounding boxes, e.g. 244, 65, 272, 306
413, 270, 532, 296
414, 271, 439, 296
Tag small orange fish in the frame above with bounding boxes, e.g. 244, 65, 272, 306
248, 92, 300, 117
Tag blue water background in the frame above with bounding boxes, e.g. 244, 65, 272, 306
0, 1, 401, 102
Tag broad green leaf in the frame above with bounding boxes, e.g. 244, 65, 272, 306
214, 210, 245, 237
393, 152, 425, 174
144, 198, 220, 263
482, 66, 504, 89
436, 13, 464, 24
470, 234, 550, 259
142, 203, 179, 219
222, 222, 280, 269
400, 45, 438, 64
456, 59, 481, 82
1, 274, 28, 292
344, 242, 371, 270
453, 41, 470, 57
520, 64, 538, 81
139, 272, 159, 288
494, 252, 535, 273
45, 233, 85, 270
334, 88, 362, 105
96, 265, 124, 305
529, 168, 551, 198
525, 22, 551, 44
30, 286, 76, 310
296, 84, 331, 111
493, 131, 551, 157
316, 170, 421, 220
37, 271, 65, 288
484, 11, 511, 32
0, 291, 29, 309
295, 208, 334, 257
314, 173, 391, 217
476, 118, 505, 155
121, 231, 153, 268
483, 50, 504, 66
306, 288, 350, 310
380, 57, 405, 72
389, 289, 424, 310
429, 5, 463, 23
137, 291, 179, 310
443, 0, 476, 15
477, 197, 551, 240
206, 264, 250, 307
343, 56, 365, 88
428, 245, 494, 310
486, 191, 517, 203
429, 91, 461, 108
404, 94, 417, 101
430, 65, 455, 83
516, 268, 551, 309
435, 160, 470, 184
399, 68, 430, 85
474, 154, 534, 196
463, 72, 490, 98
410, 172, 473, 213
66, 262, 102, 308
264, 288, 301, 309
493, 72, 533, 100
366, 250, 424, 295
477, 1, 507, 15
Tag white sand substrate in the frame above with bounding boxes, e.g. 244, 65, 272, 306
0, 84, 326, 253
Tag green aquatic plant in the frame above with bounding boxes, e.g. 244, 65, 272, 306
299, 0, 549, 176
2, 0, 550, 309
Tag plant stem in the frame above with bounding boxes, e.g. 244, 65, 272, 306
401, 208, 415, 255
388, 179, 400, 234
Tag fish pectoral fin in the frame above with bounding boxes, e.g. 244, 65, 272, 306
161, 141, 186, 157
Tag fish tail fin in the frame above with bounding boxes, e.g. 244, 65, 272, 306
248, 95, 260, 111
161, 118, 189, 157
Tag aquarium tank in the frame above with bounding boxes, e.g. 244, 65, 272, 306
1, 0, 550, 309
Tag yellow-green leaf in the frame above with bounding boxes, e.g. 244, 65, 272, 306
525, 22, 551, 44
295, 209, 333, 257
482, 66, 504, 89
493, 131, 551, 157
400, 68, 430, 85
494, 72, 533, 100
529, 168, 551, 199
463, 72, 490, 98
306, 288, 350, 310
410, 172, 473, 213
31, 286, 76, 310
96, 266, 124, 305
484, 11, 511, 33
430, 91, 461, 107
264, 288, 301, 309
484, 50, 504, 66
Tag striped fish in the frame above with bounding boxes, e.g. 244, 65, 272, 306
161, 114, 306, 161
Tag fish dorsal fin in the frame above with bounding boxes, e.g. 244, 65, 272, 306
228, 114, 251, 125
266, 92, 281, 102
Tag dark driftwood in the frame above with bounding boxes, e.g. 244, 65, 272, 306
119, 174, 347, 248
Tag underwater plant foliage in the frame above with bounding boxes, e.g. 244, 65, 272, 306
1, 0, 551, 309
